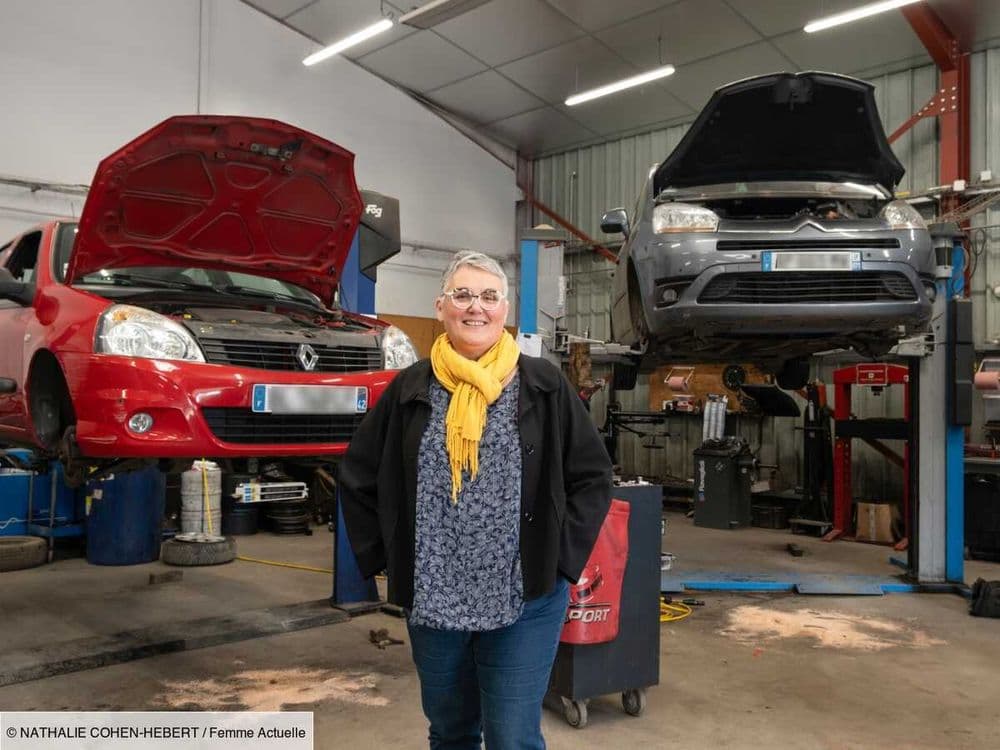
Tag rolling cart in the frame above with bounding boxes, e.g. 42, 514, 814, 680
547, 484, 662, 728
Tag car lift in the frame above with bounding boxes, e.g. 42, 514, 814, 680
664, 4, 973, 594
330, 191, 401, 614
662, 225, 970, 594
909, 223, 970, 586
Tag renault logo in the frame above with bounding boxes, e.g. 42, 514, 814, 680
296, 343, 319, 371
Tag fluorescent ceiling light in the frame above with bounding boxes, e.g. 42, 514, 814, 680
399, 0, 493, 29
804, 0, 921, 33
302, 18, 393, 66
565, 65, 676, 107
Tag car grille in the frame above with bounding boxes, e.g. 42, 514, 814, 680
199, 339, 381, 372
202, 409, 365, 444
698, 272, 917, 303
715, 238, 901, 251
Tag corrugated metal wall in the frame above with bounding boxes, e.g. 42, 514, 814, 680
970, 48, 1000, 350
535, 60, 990, 502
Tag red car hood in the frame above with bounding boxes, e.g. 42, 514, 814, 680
65, 115, 363, 304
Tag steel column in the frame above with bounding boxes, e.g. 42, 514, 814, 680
519, 239, 539, 335
330, 227, 380, 609
945, 241, 966, 583
901, 3, 971, 289
916, 278, 950, 581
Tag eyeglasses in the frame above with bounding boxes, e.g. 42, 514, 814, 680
442, 288, 506, 311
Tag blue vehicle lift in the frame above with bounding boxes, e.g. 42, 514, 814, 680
330, 190, 399, 613
658, 225, 971, 596
518, 219, 971, 597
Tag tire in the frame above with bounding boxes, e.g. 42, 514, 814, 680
0, 536, 47, 572
161, 537, 236, 567
775, 358, 810, 391
28, 354, 76, 452
627, 264, 649, 344
612, 360, 639, 391
31, 393, 60, 448
622, 688, 646, 716
561, 697, 588, 729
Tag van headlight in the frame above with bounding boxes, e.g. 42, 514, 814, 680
652, 202, 720, 233
95, 304, 205, 362
381, 326, 418, 370
879, 200, 926, 230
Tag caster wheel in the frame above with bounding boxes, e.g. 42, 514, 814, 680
622, 688, 646, 716
561, 697, 588, 728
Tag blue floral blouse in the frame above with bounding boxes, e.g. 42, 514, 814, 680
408, 375, 523, 630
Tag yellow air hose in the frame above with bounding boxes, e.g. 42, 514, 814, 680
201, 459, 214, 535
660, 597, 693, 623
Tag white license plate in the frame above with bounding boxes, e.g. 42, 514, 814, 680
762, 251, 861, 271
251, 384, 368, 414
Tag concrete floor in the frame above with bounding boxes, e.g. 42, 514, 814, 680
1, 514, 998, 749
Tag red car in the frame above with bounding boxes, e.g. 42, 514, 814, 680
0, 115, 416, 484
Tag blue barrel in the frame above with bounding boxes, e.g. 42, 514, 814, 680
86, 467, 166, 565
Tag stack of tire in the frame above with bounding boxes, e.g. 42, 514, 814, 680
263, 497, 312, 535
160, 461, 236, 567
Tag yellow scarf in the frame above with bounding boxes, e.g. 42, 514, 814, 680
430, 330, 520, 503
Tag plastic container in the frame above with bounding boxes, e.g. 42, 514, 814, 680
181, 461, 222, 535
0, 452, 82, 537
222, 503, 259, 535
86, 467, 165, 565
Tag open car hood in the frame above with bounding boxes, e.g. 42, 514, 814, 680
654, 72, 905, 193
66, 115, 363, 305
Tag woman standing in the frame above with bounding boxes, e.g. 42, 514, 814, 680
339, 251, 613, 749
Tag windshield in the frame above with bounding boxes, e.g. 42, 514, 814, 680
53, 223, 322, 306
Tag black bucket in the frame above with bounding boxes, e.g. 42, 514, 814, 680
222, 502, 259, 535
751, 503, 789, 529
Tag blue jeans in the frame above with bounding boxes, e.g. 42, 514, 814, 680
406, 578, 569, 750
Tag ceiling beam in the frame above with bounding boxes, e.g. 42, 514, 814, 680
901, 2, 962, 70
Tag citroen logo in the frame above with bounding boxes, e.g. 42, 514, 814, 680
296, 343, 319, 371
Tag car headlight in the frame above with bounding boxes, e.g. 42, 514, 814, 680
381, 325, 418, 370
95, 304, 205, 362
879, 200, 926, 230
652, 202, 719, 233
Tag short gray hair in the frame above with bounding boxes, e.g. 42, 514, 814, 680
440, 251, 509, 298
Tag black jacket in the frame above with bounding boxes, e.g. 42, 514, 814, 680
338, 355, 613, 610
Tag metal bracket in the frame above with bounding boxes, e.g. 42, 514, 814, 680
890, 333, 935, 358
888, 86, 961, 144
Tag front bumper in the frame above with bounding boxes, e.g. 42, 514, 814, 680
644, 260, 932, 338
631, 228, 934, 342
60, 353, 396, 459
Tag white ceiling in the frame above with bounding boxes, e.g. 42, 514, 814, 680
243, 0, 1000, 158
